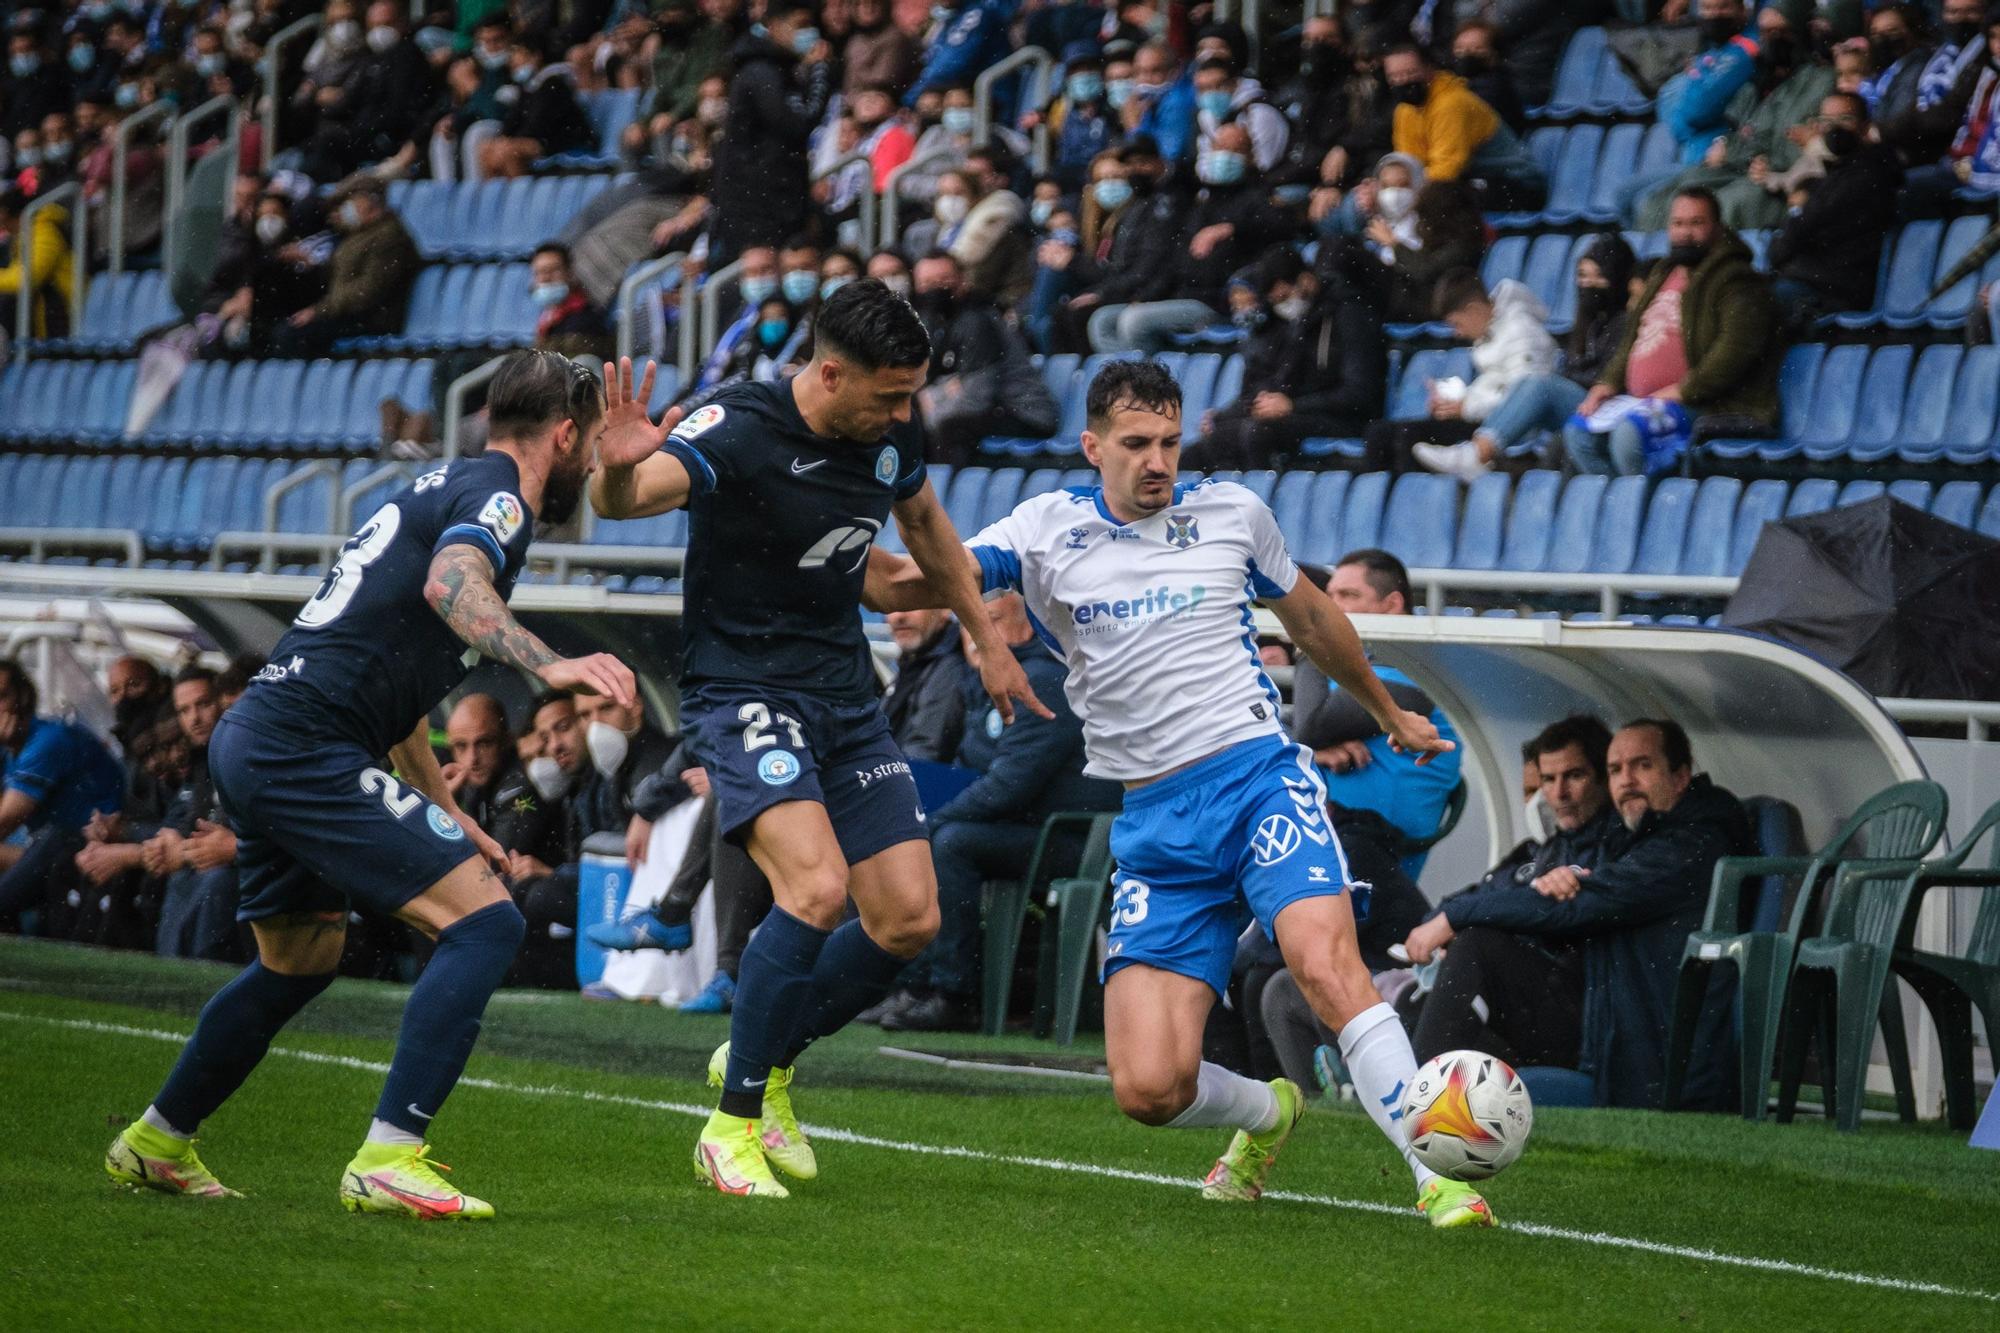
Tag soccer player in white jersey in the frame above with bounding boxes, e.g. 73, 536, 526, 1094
865, 361, 1493, 1227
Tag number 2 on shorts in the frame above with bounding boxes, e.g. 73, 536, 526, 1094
737, 702, 806, 752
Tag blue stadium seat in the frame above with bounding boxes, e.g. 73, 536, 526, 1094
1729, 479, 1789, 573
1886, 479, 1934, 511
1941, 345, 2000, 465
1886, 343, 1959, 465
48, 457, 100, 530
1293, 472, 1351, 567
1586, 123, 1645, 225
1979, 488, 2000, 539
1931, 480, 1984, 530
1378, 474, 1457, 569
1636, 121, 1677, 175
220, 457, 272, 536
141, 361, 206, 447
1209, 355, 1245, 415
1271, 470, 1315, 556
200, 361, 260, 448
1927, 214, 1990, 329
1588, 474, 1649, 574
1235, 469, 1277, 505
1056, 467, 1095, 491
945, 466, 990, 534
1590, 41, 1652, 116
274, 458, 336, 533
1816, 344, 1911, 464
1177, 353, 1224, 444
1838, 479, 1887, 509
1018, 467, 1065, 506
1497, 470, 1561, 572
1707, 344, 1823, 462
392, 179, 453, 258
242, 359, 308, 452
1851, 221, 1941, 331
1519, 232, 1575, 315
104, 455, 146, 530
384, 265, 453, 350
1680, 480, 1744, 580
1540, 124, 1603, 227
1387, 349, 1472, 420
140, 458, 189, 547
1547, 234, 1599, 334
339, 359, 404, 451
297, 360, 355, 453
1543, 474, 1608, 574
77, 361, 134, 446
1340, 471, 1388, 552
1481, 235, 1528, 289
1785, 477, 1838, 518
1535, 26, 1605, 119
486, 263, 538, 346
9, 455, 56, 523
1633, 476, 1696, 575
979, 468, 1024, 528
1451, 472, 1510, 570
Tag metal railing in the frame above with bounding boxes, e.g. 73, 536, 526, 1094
810, 149, 879, 254
679, 264, 701, 385
442, 354, 511, 460
1880, 698, 2000, 743
973, 46, 1054, 176
878, 142, 960, 251
1406, 567, 1741, 620
261, 459, 337, 535
0, 528, 145, 567
615, 250, 687, 365
260, 16, 323, 171
530, 543, 687, 584
13, 182, 84, 358
163, 95, 242, 278
335, 462, 416, 534
109, 101, 173, 276
696, 256, 745, 366
207, 531, 346, 573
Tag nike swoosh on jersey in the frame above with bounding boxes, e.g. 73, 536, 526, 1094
790, 459, 829, 474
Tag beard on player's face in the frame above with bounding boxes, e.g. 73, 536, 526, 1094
540, 429, 591, 524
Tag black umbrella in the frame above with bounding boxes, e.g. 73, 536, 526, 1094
1721, 496, 2000, 701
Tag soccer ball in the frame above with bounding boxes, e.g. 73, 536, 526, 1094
1399, 1050, 1533, 1181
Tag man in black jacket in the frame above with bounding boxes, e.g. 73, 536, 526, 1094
882, 606, 965, 762
876, 594, 1119, 1032
1404, 718, 1752, 1111
912, 250, 1060, 464
709, 0, 833, 267
1767, 92, 1904, 326
1086, 123, 1289, 352
1057, 138, 1192, 346
444, 693, 565, 870
1405, 715, 1617, 1069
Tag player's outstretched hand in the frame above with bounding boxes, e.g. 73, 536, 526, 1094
539, 652, 638, 709
979, 649, 1057, 726
598, 356, 684, 469
1384, 709, 1455, 766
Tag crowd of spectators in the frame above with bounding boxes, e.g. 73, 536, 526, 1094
17, 0, 2000, 472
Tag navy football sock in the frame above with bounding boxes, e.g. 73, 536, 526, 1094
152, 961, 334, 1135
374, 901, 525, 1138
781, 920, 908, 1067
720, 907, 828, 1118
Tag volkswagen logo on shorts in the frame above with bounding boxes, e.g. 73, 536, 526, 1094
1252, 814, 1300, 866
758, 750, 802, 786
428, 806, 466, 841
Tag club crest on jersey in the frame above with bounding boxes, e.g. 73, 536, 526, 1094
1165, 514, 1200, 550
672, 404, 726, 440
427, 806, 466, 841
874, 446, 900, 486
479, 491, 524, 544
984, 708, 1003, 739
1252, 814, 1301, 866
758, 750, 802, 786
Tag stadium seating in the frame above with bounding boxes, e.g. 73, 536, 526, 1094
387, 174, 622, 262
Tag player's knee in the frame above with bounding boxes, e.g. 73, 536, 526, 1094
877, 899, 938, 958
1111, 1067, 1197, 1126
781, 867, 850, 930
1292, 952, 1380, 1031
446, 898, 527, 952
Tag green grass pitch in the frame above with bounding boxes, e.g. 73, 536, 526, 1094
4, 937, 1997, 1331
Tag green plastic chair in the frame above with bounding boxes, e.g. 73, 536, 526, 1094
1662, 780, 1949, 1122
1893, 799, 2000, 1131
980, 812, 1117, 1037
1774, 858, 1928, 1132
1047, 849, 1120, 1047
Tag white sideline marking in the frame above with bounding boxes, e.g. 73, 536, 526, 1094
11, 1007, 1997, 1306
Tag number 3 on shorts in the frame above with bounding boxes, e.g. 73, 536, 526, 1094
1112, 879, 1150, 926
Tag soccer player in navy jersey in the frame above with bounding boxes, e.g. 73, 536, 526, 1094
107, 351, 637, 1218
592, 279, 1049, 1197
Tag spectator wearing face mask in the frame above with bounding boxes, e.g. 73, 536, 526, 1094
64, 32, 119, 109
530, 242, 613, 360
1766, 93, 1903, 328
1381, 268, 1559, 473
1275, 17, 1366, 196
1878, 0, 1986, 183
1417, 232, 1637, 482
1126, 38, 1198, 169
207, 183, 330, 352
632, 0, 740, 156
4, 33, 69, 141
844, 0, 919, 97
184, 25, 254, 103
1087, 122, 1287, 352
1192, 53, 1291, 175
1380, 177, 1487, 326
904, 149, 1032, 306
1447, 19, 1525, 134
709, 0, 833, 268
479, 36, 593, 178
906, 0, 1021, 118
1320, 149, 1425, 247
911, 250, 1060, 464
268, 181, 418, 357
1382, 42, 1545, 211
29, 112, 79, 195
294, 2, 368, 136
444, 693, 566, 872
1029, 41, 1123, 192
900, 83, 1026, 206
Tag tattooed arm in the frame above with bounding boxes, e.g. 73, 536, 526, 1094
424, 543, 638, 706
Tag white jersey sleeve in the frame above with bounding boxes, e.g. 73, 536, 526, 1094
970, 480, 1302, 781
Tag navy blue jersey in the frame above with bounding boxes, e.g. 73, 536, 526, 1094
231, 454, 534, 757
662, 379, 927, 706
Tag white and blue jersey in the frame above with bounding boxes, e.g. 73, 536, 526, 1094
968, 479, 1360, 996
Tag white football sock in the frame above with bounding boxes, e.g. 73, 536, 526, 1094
1163, 1062, 1281, 1134
141, 1105, 192, 1140
1337, 1002, 1438, 1189
365, 1118, 424, 1148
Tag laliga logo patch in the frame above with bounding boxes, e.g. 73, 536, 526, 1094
874, 446, 900, 487
479, 491, 524, 544
1252, 814, 1301, 866
758, 750, 802, 786
1165, 513, 1200, 550
672, 404, 726, 440
427, 806, 465, 841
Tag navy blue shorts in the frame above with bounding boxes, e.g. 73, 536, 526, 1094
1106, 735, 1364, 998
681, 684, 927, 866
209, 713, 480, 924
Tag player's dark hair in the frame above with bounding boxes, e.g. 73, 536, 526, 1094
1623, 717, 1694, 773
173, 664, 219, 691
1086, 359, 1181, 432
488, 349, 603, 443
529, 689, 575, 724
1431, 267, 1489, 320
0, 659, 35, 717
1527, 714, 1612, 783
810, 278, 932, 371
1335, 547, 1412, 610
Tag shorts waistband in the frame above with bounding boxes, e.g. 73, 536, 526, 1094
1120, 735, 1295, 810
